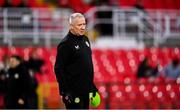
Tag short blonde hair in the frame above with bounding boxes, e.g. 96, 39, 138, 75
69, 13, 85, 24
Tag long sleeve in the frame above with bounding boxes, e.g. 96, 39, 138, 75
55, 32, 98, 96
54, 43, 72, 95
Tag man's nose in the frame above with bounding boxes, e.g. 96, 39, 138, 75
82, 25, 86, 30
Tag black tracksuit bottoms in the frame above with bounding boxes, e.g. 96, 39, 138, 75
62, 93, 89, 109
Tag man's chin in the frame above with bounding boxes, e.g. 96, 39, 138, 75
79, 33, 85, 36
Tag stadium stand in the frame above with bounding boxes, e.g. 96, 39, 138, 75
0, 0, 179, 12
0, 0, 180, 109
0, 47, 180, 109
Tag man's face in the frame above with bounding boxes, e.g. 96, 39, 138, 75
9, 57, 20, 68
70, 17, 86, 36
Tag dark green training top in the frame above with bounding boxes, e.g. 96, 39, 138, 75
54, 32, 97, 96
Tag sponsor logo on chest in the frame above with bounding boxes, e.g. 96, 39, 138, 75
74, 41, 90, 50
75, 45, 80, 50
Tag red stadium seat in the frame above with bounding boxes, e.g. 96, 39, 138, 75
119, 0, 136, 7
155, 0, 165, 9
165, 0, 176, 9
143, 0, 156, 9
11, 0, 22, 7
0, 0, 4, 7
1, 47, 180, 109
0, 47, 7, 61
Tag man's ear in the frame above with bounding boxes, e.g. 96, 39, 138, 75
69, 24, 73, 30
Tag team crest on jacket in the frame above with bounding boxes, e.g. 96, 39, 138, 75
14, 73, 19, 79
85, 41, 90, 47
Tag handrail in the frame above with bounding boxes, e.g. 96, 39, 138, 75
0, 8, 180, 47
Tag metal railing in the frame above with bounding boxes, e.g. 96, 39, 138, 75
85, 7, 180, 46
0, 7, 180, 47
0, 8, 72, 47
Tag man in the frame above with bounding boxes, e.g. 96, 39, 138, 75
54, 13, 98, 109
137, 57, 158, 78
4, 55, 36, 109
162, 57, 180, 80
25, 49, 44, 74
